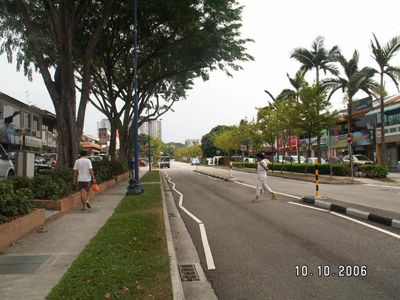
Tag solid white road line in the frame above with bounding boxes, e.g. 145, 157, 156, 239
275, 192, 301, 200
180, 206, 203, 224
330, 212, 400, 240
232, 181, 256, 189
233, 181, 301, 200
199, 223, 216, 270
289, 201, 329, 212
364, 183, 400, 190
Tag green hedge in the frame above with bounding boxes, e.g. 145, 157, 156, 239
0, 160, 127, 224
359, 164, 388, 178
0, 180, 33, 224
232, 162, 347, 176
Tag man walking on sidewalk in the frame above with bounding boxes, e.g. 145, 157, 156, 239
73, 150, 97, 210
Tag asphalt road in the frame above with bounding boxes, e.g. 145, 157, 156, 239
164, 162, 400, 300
196, 166, 400, 214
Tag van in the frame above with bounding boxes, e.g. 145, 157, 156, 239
159, 156, 170, 168
0, 145, 15, 179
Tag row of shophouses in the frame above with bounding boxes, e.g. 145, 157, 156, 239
0, 92, 103, 156
270, 93, 400, 169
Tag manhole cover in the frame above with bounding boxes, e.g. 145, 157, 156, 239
0, 255, 51, 274
178, 264, 199, 281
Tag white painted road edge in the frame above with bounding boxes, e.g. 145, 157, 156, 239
232, 181, 301, 200
164, 172, 216, 270
330, 212, 400, 240
288, 201, 329, 212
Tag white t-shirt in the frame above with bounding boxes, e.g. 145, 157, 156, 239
257, 159, 269, 177
73, 157, 93, 182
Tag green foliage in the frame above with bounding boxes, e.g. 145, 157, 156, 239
8, 176, 33, 190
359, 164, 388, 178
201, 125, 232, 157
31, 175, 65, 200
0, 181, 33, 224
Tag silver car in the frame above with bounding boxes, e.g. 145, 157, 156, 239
0, 145, 15, 179
342, 154, 372, 166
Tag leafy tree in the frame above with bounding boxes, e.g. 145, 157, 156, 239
370, 34, 400, 164
213, 129, 239, 163
291, 36, 340, 84
0, 0, 115, 167
87, 0, 253, 162
201, 125, 231, 157
297, 85, 339, 160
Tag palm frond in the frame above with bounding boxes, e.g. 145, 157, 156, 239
383, 35, 400, 64
264, 89, 276, 102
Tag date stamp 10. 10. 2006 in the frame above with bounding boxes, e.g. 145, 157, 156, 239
294, 265, 368, 278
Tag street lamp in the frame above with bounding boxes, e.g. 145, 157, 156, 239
127, 0, 143, 195
148, 114, 151, 171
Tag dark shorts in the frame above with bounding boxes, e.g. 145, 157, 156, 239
78, 181, 91, 191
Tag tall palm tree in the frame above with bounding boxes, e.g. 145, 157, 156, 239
323, 50, 377, 177
291, 36, 340, 84
277, 70, 307, 162
370, 34, 400, 165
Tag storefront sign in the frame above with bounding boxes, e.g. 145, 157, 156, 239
25, 135, 43, 148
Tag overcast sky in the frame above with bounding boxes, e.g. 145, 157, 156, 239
1, 0, 400, 143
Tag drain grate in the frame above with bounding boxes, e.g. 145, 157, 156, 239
178, 264, 200, 281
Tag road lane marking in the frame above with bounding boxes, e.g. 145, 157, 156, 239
364, 184, 400, 190
232, 181, 301, 200
289, 201, 329, 212
330, 212, 400, 240
232, 181, 256, 189
163, 172, 216, 270
180, 206, 202, 224
199, 224, 216, 270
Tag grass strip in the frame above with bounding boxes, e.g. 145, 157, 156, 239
47, 171, 172, 300
140, 170, 161, 183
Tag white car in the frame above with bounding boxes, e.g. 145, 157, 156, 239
342, 155, 372, 166
0, 145, 15, 180
191, 158, 200, 166
305, 157, 327, 164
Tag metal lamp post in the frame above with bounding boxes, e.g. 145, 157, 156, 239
148, 116, 151, 171
127, 0, 143, 195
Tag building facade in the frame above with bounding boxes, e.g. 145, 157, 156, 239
0, 92, 57, 154
138, 120, 162, 140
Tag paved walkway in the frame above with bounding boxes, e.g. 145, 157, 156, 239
0, 170, 147, 300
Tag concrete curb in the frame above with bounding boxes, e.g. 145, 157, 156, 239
160, 173, 185, 300
302, 196, 400, 229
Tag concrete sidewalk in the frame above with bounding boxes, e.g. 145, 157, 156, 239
0, 170, 146, 300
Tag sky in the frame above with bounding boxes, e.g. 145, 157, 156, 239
1, 0, 400, 143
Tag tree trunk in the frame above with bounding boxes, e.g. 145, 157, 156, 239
379, 73, 386, 165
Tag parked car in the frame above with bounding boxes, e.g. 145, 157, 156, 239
159, 156, 170, 168
0, 145, 15, 180
305, 157, 327, 164
342, 154, 373, 165
34, 152, 46, 165
290, 155, 306, 163
191, 158, 200, 166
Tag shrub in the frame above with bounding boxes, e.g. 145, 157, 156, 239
31, 175, 64, 200
359, 164, 388, 178
92, 161, 113, 183
0, 181, 33, 224
9, 176, 33, 191
52, 167, 74, 184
